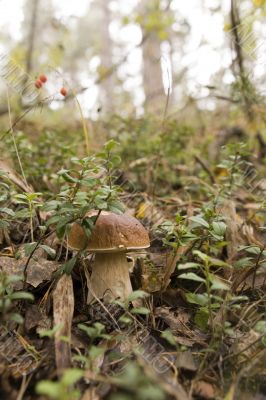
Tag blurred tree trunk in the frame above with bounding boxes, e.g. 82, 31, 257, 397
98, 0, 115, 114
25, 0, 40, 75
142, 31, 164, 113
141, 0, 171, 114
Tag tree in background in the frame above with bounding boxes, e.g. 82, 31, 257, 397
97, 0, 115, 113
138, 0, 174, 113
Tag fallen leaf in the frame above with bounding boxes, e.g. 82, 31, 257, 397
175, 351, 197, 371
53, 274, 74, 375
0, 159, 32, 192
155, 307, 207, 346
81, 388, 100, 400
193, 380, 216, 399
24, 304, 52, 333
0, 256, 59, 288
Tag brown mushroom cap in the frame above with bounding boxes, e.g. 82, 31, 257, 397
67, 211, 150, 252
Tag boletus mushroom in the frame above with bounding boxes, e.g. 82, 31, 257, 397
67, 211, 150, 303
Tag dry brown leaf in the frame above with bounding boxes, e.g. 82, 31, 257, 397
155, 307, 207, 347
232, 265, 266, 292
0, 327, 40, 378
81, 388, 100, 400
175, 351, 197, 371
135, 198, 165, 228
0, 256, 59, 288
161, 201, 193, 291
24, 304, 52, 333
53, 274, 74, 375
232, 329, 262, 363
134, 342, 189, 400
0, 159, 32, 192
161, 246, 188, 291
217, 199, 244, 261
193, 380, 216, 399
238, 267, 266, 291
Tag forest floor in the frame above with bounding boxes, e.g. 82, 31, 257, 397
0, 119, 266, 400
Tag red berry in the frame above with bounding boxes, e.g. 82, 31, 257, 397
60, 87, 68, 97
39, 74, 47, 83
35, 79, 42, 89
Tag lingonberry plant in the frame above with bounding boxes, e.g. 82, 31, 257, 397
18, 139, 124, 276
0, 271, 34, 324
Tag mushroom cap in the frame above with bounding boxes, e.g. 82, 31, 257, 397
67, 211, 150, 253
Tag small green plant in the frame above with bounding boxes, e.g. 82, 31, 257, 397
216, 142, 252, 196
14, 140, 125, 277
178, 249, 231, 332
107, 116, 194, 190
160, 204, 227, 258
114, 290, 150, 319
0, 170, 14, 230
2, 130, 78, 192
110, 362, 166, 400
14, 192, 42, 242
158, 180, 250, 336
44, 140, 124, 245
36, 368, 83, 400
0, 271, 34, 324
78, 322, 111, 342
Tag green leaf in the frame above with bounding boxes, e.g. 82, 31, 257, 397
82, 216, 95, 232
40, 245, 56, 259
56, 219, 71, 239
46, 215, 61, 226
193, 250, 209, 263
127, 290, 149, 302
190, 216, 209, 228
24, 242, 38, 256
94, 198, 107, 209
110, 155, 122, 166
9, 292, 34, 301
234, 257, 253, 269
161, 329, 176, 346
194, 307, 209, 331
186, 292, 208, 306
6, 274, 23, 284
88, 345, 106, 360
104, 139, 118, 152
246, 246, 261, 255
107, 200, 125, 214
42, 200, 61, 212
212, 221, 226, 236
0, 220, 9, 229
254, 321, 266, 334
118, 315, 133, 324
10, 313, 24, 324
78, 324, 96, 337
177, 262, 200, 270
210, 275, 230, 291
0, 207, 15, 216
14, 194, 28, 203
58, 169, 79, 183
239, 245, 261, 255
178, 272, 205, 283
38, 324, 63, 338
208, 256, 231, 268
61, 368, 83, 386
36, 381, 61, 398
230, 295, 249, 303
131, 307, 150, 315
80, 177, 97, 187
62, 257, 77, 275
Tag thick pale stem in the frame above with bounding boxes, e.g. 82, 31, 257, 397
86, 252, 132, 304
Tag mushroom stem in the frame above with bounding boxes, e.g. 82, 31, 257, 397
86, 252, 132, 304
